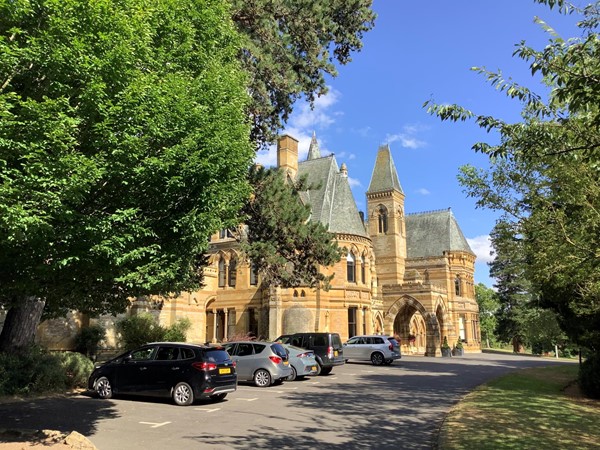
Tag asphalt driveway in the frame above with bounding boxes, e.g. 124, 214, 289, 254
0, 352, 574, 449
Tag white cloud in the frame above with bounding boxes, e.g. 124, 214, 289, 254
416, 188, 430, 195
347, 177, 362, 187
467, 235, 495, 263
254, 88, 341, 167
384, 122, 429, 149
289, 88, 341, 130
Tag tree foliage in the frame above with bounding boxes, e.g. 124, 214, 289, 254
0, 0, 253, 351
428, 1, 600, 360
230, 0, 376, 146
241, 166, 342, 290
474, 283, 499, 348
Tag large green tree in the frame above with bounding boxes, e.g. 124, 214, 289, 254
427, 0, 600, 393
474, 283, 499, 349
242, 166, 341, 290
0, 0, 253, 352
229, 0, 376, 146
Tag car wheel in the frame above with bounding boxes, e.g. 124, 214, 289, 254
173, 382, 194, 406
371, 352, 384, 366
286, 366, 297, 382
209, 393, 227, 403
320, 367, 332, 375
95, 377, 113, 399
254, 369, 272, 387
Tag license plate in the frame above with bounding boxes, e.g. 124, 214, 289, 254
219, 368, 231, 374
334, 351, 338, 357
311, 366, 317, 371
283, 361, 289, 365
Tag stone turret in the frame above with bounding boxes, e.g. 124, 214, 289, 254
366, 143, 407, 285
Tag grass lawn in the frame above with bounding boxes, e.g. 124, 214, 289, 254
438, 364, 600, 449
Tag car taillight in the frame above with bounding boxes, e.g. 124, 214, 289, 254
389, 343, 393, 351
192, 361, 217, 371
269, 355, 282, 364
327, 346, 334, 359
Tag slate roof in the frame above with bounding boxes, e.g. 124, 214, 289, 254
405, 209, 474, 258
297, 155, 368, 238
367, 144, 403, 194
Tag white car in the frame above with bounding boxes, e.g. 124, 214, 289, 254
343, 335, 401, 366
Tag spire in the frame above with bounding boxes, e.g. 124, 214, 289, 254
307, 131, 321, 160
366, 143, 403, 194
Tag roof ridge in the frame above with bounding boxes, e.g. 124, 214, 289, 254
407, 207, 452, 216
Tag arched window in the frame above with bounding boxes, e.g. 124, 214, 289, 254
218, 257, 226, 288
360, 255, 366, 284
455, 275, 461, 296
347, 252, 356, 283
377, 205, 388, 234
228, 258, 237, 287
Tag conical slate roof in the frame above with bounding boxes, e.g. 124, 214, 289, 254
405, 209, 474, 258
367, 144, 403, 194
297, 155, 368, 238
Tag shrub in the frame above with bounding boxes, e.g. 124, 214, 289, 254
0, 347, 94, 396
164, 317, 191, 342
74, 324, 106, 358
116, 314, 193, 350
55, 352, 95, 388
579, 352, 600, 399
116, 313, 165, 350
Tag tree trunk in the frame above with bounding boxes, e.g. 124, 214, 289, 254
0, 297, 46, 353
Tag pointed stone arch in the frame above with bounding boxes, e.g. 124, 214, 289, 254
372, 311, 384, 334
434, 295, 455, 346
385, 295, 441, 357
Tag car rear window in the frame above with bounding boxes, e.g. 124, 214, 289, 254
331, 334, 342, 347
270, 343, 287, 359
388, 338, 399, 346
204, 349, 231, 363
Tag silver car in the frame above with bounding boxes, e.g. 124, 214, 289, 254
282, 344, 319, 381
223, 341, 292, 387
343, 335, 401, 366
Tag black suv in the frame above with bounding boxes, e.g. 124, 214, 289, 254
275, 333, 345, 375
88, 342, 237, 406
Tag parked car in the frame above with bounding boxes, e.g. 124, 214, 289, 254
343, 335, 401, 366
275, 332, 345, 375
222, 341, 292, 387
282, 344, 319, 381
88, 342, 237, 406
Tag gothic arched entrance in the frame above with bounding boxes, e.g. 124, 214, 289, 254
385, 296, 441, 357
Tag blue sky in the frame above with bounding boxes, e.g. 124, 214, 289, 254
256, 1, 585, 287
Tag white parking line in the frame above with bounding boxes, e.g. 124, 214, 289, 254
235, 397, 258, 401
140, 421, 171, 428
194, 408, 221, 412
